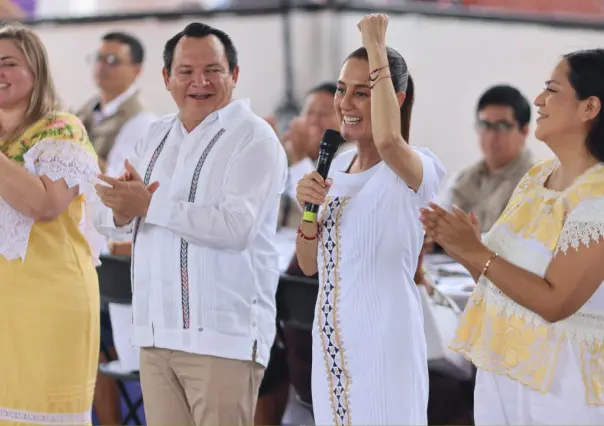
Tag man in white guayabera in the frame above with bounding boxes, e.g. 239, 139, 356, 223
94, 22, 288, 426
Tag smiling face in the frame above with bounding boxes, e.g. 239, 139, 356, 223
334, 57, 373, 143
163, 34, 239, 130
0, 38, 34, 110
534, 58, 599, 149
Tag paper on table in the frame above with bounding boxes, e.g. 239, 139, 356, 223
275, 227, 297, 273
437, 276, 475, 292
424, 253, 455, 265
108, 303, 140, 371
436, 262, 472, 276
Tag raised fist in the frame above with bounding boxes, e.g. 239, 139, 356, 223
357, 13, 388, 47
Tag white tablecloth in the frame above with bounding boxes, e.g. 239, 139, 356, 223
275, 227, 297, 272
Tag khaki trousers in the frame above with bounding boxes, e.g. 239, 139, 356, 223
140, 347, 265, 426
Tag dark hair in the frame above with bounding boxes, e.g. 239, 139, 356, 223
308, 81, 337, 97
102, 32, 144, 64
346, 47, 414, 142
163, 22, 238, 75
564, 49, 604, 162
476, 85, 531, 128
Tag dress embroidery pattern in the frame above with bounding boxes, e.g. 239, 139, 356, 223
0, 113, 86, 162
0, 407, 91, 425
318, 196, 352, 426
180, 128, 225, 329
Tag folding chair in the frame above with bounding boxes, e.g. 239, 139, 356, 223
276, 274, 318, 423
276, 273, 318, 332
97, 254, 143, 425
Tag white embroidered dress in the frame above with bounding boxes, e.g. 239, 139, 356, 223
311, 147, 445, 425
451, 159, 604, 425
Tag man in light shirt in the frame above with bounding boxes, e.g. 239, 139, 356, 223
77, 31, 156, 176
276, 82, 354, 228
436, 84, 533, 233
94, 22, 287, 425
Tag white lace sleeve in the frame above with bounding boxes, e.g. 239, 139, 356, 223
0, 198, 34, 261
2, 138, 103, 264
23, 138, 99, 190
556, 197, 604, 254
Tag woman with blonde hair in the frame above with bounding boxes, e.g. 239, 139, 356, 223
0, 24, 101, 424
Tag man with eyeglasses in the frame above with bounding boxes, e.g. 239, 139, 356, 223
76, 32, 156, 176
436, 84, 533, 233
76, 32, 156, 426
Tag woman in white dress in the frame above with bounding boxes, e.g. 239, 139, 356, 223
295, 14, 445, 425
420, 49, 604, 425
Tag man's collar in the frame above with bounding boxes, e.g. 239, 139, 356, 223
177, 98, 251, 133
214, 98, 250, 125
96, 84, 138, 117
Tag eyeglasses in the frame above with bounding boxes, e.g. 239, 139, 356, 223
88, 53, 128, 67
476, 120, 516, 133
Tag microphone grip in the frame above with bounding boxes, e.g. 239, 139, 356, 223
303, 198, 321, 224
302, 157, 333, 223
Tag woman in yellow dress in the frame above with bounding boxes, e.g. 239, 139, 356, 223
420, 49, 604, 424
0, 25, 100, 425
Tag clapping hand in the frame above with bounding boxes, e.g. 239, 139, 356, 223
95, 159, 160, 226
419, 203, 482, 262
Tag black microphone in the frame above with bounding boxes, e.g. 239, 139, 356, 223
303, 129, 343, 223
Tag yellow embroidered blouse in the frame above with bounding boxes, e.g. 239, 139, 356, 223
451, 158, 604, 405
0, 112, 101, 263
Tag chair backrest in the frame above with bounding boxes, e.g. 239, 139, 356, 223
97, 254, 132, 304
276, 273, 319, 332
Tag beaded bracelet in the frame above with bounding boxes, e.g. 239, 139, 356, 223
370, 74, 391, 89
369, 64, 389, 81
482, 252, 499, 277
296, 223, 320, 242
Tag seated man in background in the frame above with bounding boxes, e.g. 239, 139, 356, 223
278, 82, 353, 228
437, 84, 533, 233
77, 32, 155, 175
282, 82, 339, 174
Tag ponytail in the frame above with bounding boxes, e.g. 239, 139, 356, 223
400, 74, 414, 143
